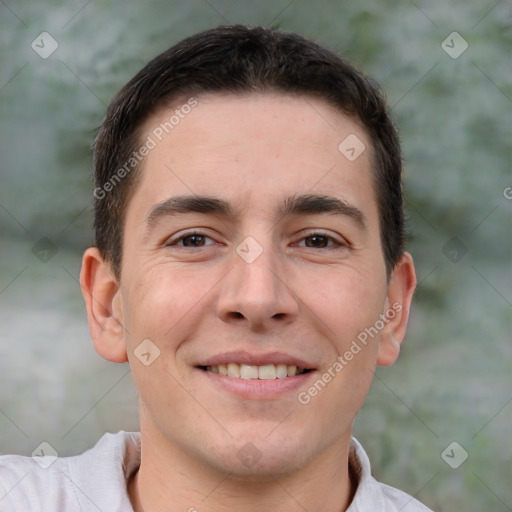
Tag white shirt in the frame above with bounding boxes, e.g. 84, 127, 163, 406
0, 432, 433, 511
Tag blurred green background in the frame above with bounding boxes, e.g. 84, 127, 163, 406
0, 1, 510, 510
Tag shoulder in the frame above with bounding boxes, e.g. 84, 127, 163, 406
348, 437, 434, 512
370, 479, 434, 512
0, 431, 140, 512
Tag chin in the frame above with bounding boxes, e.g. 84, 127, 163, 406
204, 430, 317, 479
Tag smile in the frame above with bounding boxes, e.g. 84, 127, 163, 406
199, 363, 311, 379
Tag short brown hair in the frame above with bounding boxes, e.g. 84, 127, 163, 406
93, 25, 404, 278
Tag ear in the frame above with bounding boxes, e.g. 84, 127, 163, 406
80, 247, 128, 363
377, 252, 417, 366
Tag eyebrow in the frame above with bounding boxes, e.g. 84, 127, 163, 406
280, 194, 366, 228
144, 193, 366, 235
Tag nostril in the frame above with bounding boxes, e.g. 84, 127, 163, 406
272, 313, 285, 319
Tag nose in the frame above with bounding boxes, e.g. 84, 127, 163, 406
216, 241, 299, 331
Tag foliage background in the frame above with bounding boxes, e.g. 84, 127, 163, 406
1, 1, 511, 510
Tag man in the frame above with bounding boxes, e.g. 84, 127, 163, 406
0, 25, 431, 511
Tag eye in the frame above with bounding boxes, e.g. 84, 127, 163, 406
296, 233, 343, 249
166, 231, 216, 248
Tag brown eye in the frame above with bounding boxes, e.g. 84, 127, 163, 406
181, 234, 206, 246
298, 233, 345, 249
305, 235, 329, 248
167, 232, 216, 247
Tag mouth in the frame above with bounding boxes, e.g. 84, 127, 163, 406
195, 351, 317, 399
198, 363, 313, 380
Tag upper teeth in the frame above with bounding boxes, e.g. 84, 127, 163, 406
205, 363, 304, 379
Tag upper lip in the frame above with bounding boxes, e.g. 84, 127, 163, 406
197, 351, 317, 369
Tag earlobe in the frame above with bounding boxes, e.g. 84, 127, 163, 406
80, 247, 128, 363
377, 252, 417, 366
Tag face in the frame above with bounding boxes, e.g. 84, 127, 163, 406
85, 93, 415, 478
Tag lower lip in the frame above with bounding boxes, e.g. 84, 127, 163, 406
198, 368, 317, 399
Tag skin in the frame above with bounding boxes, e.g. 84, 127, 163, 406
80, 93, 416, 512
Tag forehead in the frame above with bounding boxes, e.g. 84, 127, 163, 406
129, 92, 377, 224
143, 92, 370, 160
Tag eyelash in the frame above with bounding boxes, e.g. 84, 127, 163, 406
166, 230, 345, 250
166, 230, 217, 248
295, 232, 345, 249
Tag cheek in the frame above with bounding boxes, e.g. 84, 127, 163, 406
121, 264, 213, 350
120, 268, 203, 419
305, 266, 387, 341
312, 271, 384, 410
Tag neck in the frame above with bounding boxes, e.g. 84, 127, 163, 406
129, 418, 355, 512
